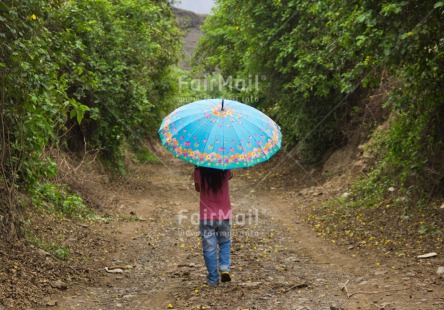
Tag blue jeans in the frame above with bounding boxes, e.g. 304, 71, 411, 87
200, 220, 231, 285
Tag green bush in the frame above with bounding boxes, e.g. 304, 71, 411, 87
1, 0, 180, 188
1, 1, 181, 231
132, 146, 160, 164
27, 233, 71, 260
195, 0, 444, 201
32, 182, 94, 219
57, 0, 181, 169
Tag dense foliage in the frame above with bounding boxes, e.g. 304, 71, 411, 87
61, 0, 181, 168
195, 0, 444, 200
0, 0, 180, 232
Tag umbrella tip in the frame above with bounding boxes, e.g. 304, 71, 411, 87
221, 99, 224, 111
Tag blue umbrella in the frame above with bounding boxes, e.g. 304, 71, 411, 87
158, 99, 282, 169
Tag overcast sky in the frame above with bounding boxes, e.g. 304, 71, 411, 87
172, 0, 216, 15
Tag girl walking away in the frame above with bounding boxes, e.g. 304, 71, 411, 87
194, 166, 233, 286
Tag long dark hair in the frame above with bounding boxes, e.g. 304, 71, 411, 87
199, 167, 227, 195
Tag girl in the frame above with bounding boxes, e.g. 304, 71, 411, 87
194, 166, 233, 286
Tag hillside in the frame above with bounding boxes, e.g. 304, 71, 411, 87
172, 7, 207, 69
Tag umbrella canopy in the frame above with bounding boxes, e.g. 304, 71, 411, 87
158, 99, 282, 169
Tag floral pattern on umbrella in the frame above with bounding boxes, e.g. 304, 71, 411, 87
158, 99, 282, 169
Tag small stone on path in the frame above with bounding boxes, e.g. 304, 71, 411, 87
52, 280, 67, 290
105, 267, 124, 274
417, 252, 437, 259
46, 300, 58, 307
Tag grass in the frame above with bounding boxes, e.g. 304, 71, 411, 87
119, 215, 145, 222
132, 147, 160, 164
31, 182, 96, 220
27, 233, 70, 260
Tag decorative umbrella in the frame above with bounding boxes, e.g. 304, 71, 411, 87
158, 99, 282, 169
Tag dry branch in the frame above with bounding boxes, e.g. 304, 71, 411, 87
340, 279, 351, 298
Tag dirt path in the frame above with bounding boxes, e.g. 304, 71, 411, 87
40, 151, 442, 310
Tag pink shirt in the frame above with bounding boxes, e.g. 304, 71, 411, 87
194, 169, 232, 220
